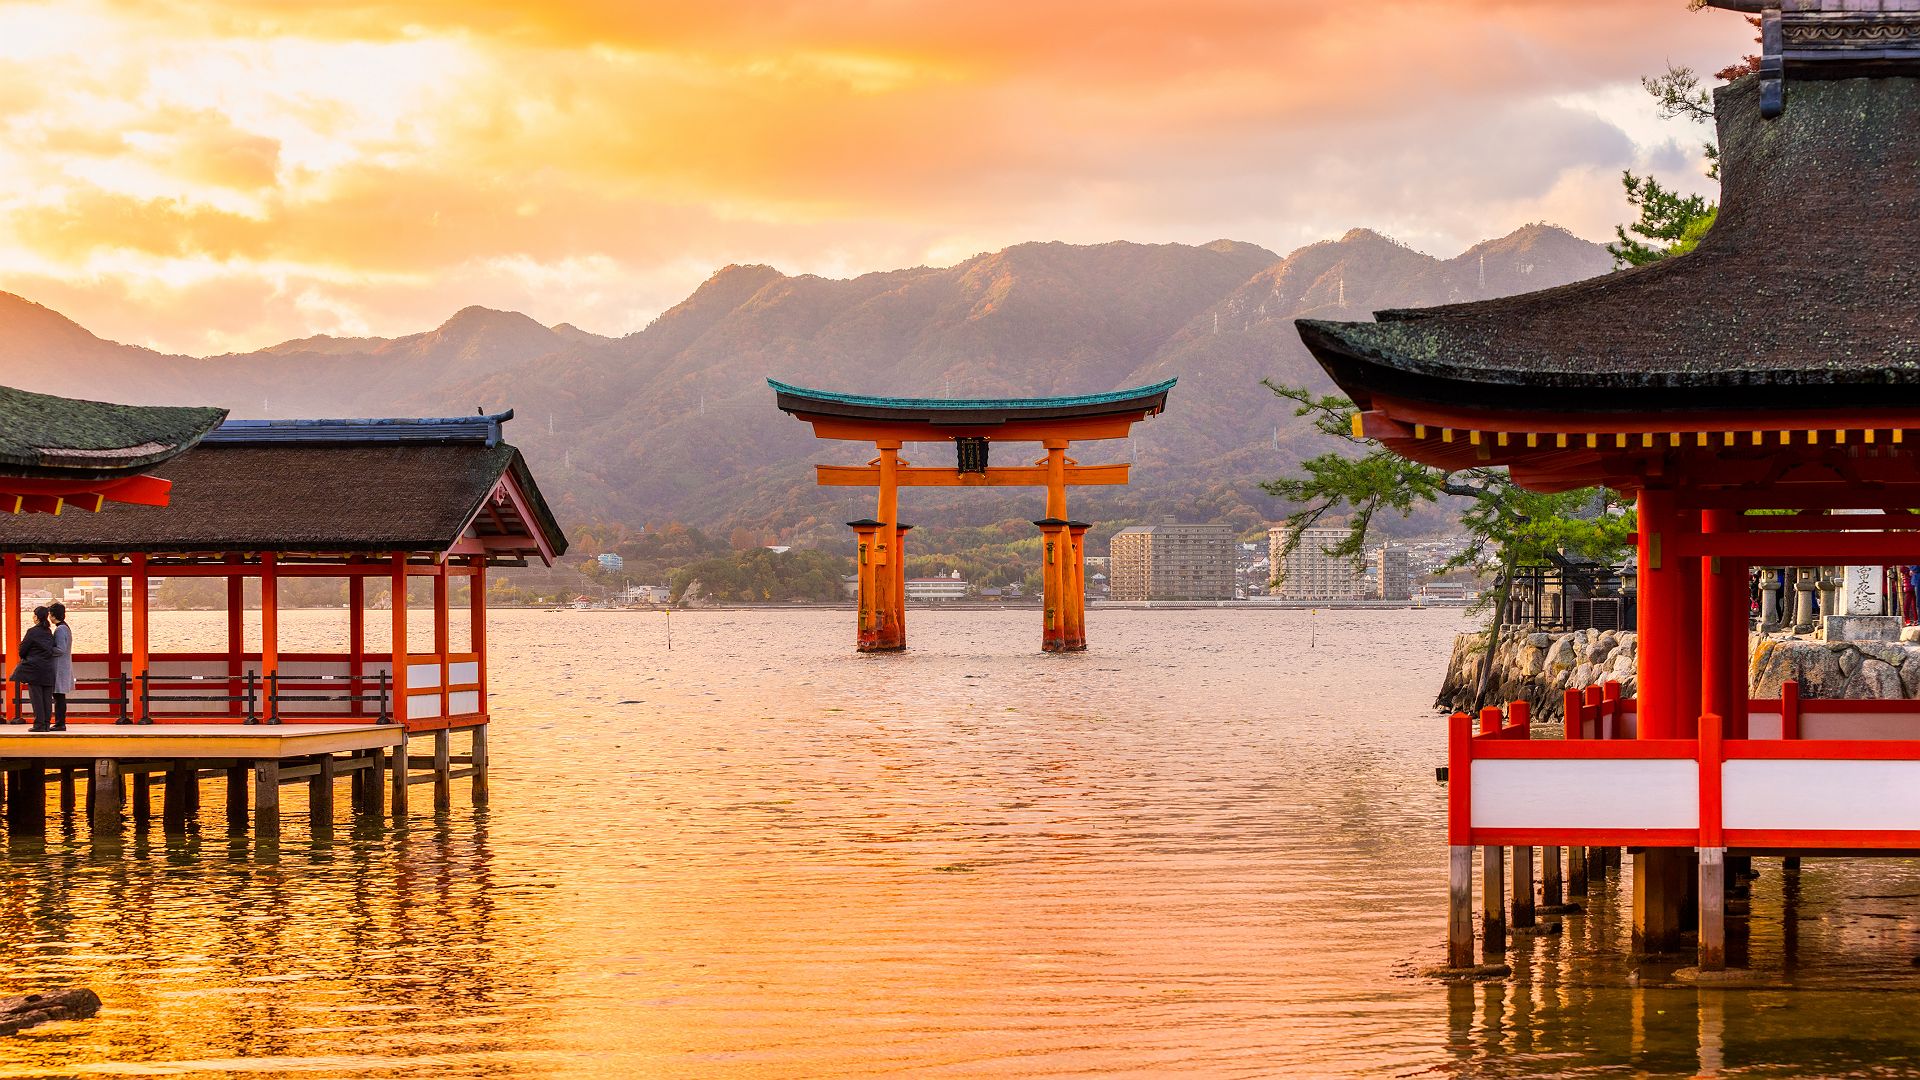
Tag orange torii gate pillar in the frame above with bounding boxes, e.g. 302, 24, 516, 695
770, 378, 1174, 654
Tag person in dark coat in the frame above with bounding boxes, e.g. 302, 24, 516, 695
49, 602, 71, 731
12, 606, 58, 732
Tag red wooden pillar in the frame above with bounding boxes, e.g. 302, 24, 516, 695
469, 558, 488, 719
348, 573, 366, 718
1035, 517, 1071, 652
893, 523, 912, 650
1677, 506, 1703, 738
1636, 488, 1681, 739
1065, 521, 1090, 651
130, 554, 150, 724
226, 557, 244, 718
2, 554, 18, 722
847, 520, 884, 652
260, 553, 279, 723
434, 563, 451, 722
106, 568, 124, 720
390, 553, 410, 727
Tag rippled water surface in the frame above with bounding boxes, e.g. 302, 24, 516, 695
8, 607, 1920, 1077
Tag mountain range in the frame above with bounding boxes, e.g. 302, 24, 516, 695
0, 223, 1615, 543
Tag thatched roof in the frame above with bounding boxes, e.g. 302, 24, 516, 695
0, 385, 226, 480
0, 416, 567, 564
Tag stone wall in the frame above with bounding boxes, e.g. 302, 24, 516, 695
1440, 628, 1920, 718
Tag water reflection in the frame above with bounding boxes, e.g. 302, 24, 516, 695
8, 610, 1920, 1075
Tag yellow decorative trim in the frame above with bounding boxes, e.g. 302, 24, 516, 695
1441, 428, 1454, 443
1350, 413, 1364, 438
1496, 432, 1509, 447
1469, 430, 1482, 446
1414, 423, 1427, 439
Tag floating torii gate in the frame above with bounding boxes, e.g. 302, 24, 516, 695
770, 379, 1174, 653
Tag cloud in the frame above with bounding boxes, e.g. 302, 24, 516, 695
2, 0, 1751, 353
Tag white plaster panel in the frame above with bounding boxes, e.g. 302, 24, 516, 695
447, 691, 481, 716
148, 662, 229, 679
1747, 713, 1783, 740
1800, 713, 1920, 741
1471, 759, 1698, 830
448, 661, 480, 686
407, 663, 440, 690
406, 693, 442, 719
1724, 759, 1920, 831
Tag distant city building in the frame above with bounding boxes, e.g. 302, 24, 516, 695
618, 584, 671, 605
65, 576, 165, 606
1109, 523, 1235, 601
596, 553, 624, 571
1270, 525, 1368, 600
1374, 543, 1417, 601
906, 571, 968, 601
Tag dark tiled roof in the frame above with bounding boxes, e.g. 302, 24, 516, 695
770, 378, 1174, 427
1298, 76, 1920, 414
0, 439, 568, 562
0, 385, 226, 478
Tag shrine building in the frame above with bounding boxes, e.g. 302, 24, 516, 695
1297, 0, 1920, 973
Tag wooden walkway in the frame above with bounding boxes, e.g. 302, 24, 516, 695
0, 722, 487, 841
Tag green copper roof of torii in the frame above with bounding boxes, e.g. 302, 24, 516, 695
768, 378, 1175, 412
769, 378, 1175, 430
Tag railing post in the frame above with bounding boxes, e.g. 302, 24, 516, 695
244, 671, 259, 725
136, 672, 152, 726
1782, 680, 1801, 740
1447, 709, 1475, 968
1563, 688, 1584, 740
1508, 700, 1530, 738
265, 672, 281, 726
1699, 710, 1726, 972
376, 671, 392, 725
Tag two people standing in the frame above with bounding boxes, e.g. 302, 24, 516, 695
10, 602, 72, 732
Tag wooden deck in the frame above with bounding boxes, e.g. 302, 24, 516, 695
0, 723, 402, 761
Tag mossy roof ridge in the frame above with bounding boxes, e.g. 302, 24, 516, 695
1298, 76, 1920, 413
0, 385, 227, 477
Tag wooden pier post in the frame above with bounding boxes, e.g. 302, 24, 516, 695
1543, 845, 1564, 908
1449, 845, 1475, 968
390, 729, 409, 821
1512, 846, 1536, 930
253, 760, 280, 839
225, 764, 248, 834
90, 759, 122, 838
59, 767, 75, 818
162, 763, 192, 834
310, 754, 335, 834
6, 766, 44, 837
1634, 848, 1688, 954
1482, 844, 1506, 955
132, 771, 152, 830
433, 729, 451, 812
471, 725, 489, 807
366, 747, 386, 819
1569, 844, 1588, 896
1699, 847, 1727, 971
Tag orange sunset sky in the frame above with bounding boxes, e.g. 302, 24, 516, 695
0, 1, 1751, 355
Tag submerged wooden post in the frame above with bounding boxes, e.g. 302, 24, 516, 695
1569, 843, 1589, 896
90, 759, 122, 838
7, 765, 45, 837
1512, 845, 1536, 929
1449, 845, 1475, 968
59, 767, 75, 817
253, 760, 280, 839
225, 764, 248, 834
471, 725, 489, 807
162, 763, 191, 833
1699, 847, 1727, 971
1634, 848, 1688, 954
132, 771, 152, 829
390, 729, 410, 821
310, 754, 335, 834
1543, 845, 1564, 908
368, 747, 386, 819
433, 729, 451, 812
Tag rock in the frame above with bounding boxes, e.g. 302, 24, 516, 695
1527, 632, 1554, 648
0, 988, 100, 1036
1838, 646, 1864, 678
1903, 659, 1920, 700
1801, 646, 1851, 698
1858, 658, 1905, 700
1589, 634, 1618, 662
1609, 651, 1635, 681
1857, 642, 1909, 668
1570, 662, 1594, 689
1904, 625, 1920, 644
